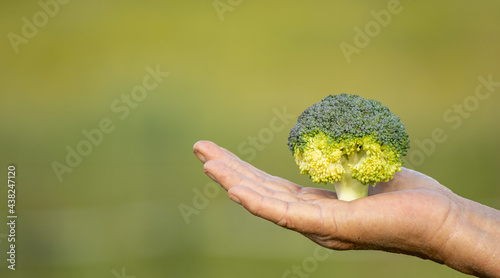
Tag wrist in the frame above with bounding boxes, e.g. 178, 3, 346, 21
436, 196, 500, 277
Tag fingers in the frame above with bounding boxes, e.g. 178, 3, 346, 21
193, 140, 226, 163
194, 140, 301, 193
194, 140, 261, 183
204, 160, 301, 203
228, 185, 328, 233
203, 159, 263, 192
194, 141, 258, 178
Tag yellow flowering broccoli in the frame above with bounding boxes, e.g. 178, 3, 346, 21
288, 94, 410, 201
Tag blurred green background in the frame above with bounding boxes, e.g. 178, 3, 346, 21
1, 0, 499, 277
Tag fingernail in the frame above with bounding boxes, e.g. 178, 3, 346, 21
194, 150, 207, 163
229, 195, 241, 204
204, 170, 217, 182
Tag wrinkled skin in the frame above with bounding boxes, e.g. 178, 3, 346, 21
193, 141, 500, 278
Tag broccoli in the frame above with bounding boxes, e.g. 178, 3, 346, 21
287, 94, 410, 201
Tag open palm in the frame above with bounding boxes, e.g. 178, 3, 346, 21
193, 141, 455, 256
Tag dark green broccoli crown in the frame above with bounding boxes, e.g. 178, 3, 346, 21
288, 94, 410, 156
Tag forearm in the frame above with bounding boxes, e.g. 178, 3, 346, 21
437, 197, 500, 277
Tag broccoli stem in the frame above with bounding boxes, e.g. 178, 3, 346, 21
333, 175, 369, 201
333, 151, 369, 201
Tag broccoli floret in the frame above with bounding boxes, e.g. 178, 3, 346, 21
287, 94, 410, 201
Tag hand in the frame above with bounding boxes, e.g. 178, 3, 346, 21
193, 140, 500, 278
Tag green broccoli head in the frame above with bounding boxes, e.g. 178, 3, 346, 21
287, 94, 410, 201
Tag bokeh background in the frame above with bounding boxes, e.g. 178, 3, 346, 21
1, 0, 499, 277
